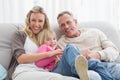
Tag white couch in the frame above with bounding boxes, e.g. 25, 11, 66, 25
0, 22, 120, 79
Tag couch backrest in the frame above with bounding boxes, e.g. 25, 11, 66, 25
0, 23, 24, 69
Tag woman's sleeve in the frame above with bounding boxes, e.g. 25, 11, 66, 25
11, 31, 26, 60
7, 31, 26, 80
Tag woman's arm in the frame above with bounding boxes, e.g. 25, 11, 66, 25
18, 52, 50, 64
18, 49, 63, 64
12, 31, 63, 64
12, 31, 49, 64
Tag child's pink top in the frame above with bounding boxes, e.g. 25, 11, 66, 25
35, 44, 56, 71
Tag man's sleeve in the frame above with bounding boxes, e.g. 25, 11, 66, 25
97, 30, 119, 61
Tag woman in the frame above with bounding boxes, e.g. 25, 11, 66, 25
6, 6, 80, 80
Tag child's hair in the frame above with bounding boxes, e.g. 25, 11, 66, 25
38, 29, 56, 46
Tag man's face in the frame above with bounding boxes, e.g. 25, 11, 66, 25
58, 14, 78, 38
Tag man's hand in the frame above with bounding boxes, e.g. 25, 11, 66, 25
81, 49, 101, 60
88, 52, 101, 59
81, 49, 91, 59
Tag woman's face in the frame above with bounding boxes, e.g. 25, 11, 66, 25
29, 12, 45, 34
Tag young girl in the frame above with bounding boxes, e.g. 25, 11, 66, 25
35, 29, 62, 71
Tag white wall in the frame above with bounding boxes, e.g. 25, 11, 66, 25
0, 0, 119, 29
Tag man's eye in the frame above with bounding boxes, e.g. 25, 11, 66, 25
61, 24, 65, 28
67, 21, 71, 24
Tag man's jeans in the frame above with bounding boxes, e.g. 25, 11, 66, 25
102, 62, 120, 80
52, 44, 112, 80
88, 59, 112, 80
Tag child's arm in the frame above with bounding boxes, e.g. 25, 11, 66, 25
36, 44, 54, 67
36, 45, 63, 67
54, 48, 63, 66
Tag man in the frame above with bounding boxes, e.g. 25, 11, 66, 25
57, 11, 120, 80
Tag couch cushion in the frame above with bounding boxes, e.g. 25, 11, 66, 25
0, 23, 24, 69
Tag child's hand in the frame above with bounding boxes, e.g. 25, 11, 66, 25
49, 49, 63, 57
54, 55, 61, 67
52, 44, 57, 50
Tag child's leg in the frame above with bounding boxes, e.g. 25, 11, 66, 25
88, 59, 113, 80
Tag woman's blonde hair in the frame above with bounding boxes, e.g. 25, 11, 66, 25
24, 6, 50, 46
38, 29, 56, 46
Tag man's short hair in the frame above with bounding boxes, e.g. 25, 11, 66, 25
57, 11, 73, 20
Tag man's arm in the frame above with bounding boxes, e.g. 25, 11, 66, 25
89, 30, 119, 61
